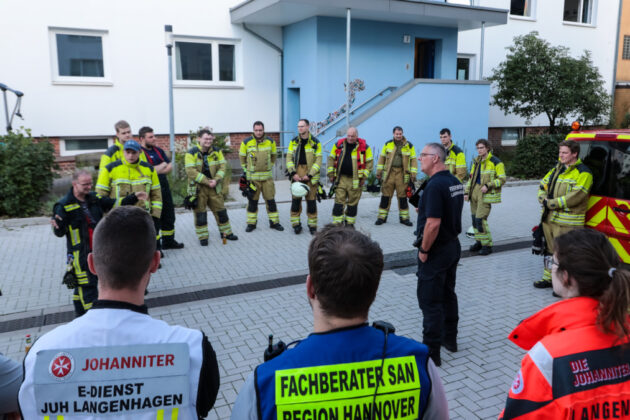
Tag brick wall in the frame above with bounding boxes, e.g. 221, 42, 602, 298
39, 132, 279, 174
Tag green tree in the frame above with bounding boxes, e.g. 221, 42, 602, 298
0, 129, 57, 217
488, 32, 610, 133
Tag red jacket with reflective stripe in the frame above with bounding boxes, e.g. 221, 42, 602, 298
500, 297, 630, 419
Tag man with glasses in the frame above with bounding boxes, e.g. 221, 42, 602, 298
415, 143, 464, 366
51, 169, 114, 316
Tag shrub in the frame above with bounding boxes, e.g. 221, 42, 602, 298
0, 129, 57, 217
511, 134, 564, 179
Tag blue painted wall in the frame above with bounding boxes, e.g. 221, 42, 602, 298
356, 82, 490, 173
282, 15, 486, 163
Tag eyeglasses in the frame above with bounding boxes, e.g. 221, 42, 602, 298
544, 256, 559, 271
419, 153, 436, 158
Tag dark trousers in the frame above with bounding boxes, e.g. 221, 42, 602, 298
160, 176, 176, 241
417, 239, 460, 350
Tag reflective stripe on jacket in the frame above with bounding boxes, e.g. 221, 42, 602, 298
327, 139, 374, 189
185, 146, 226, 194
239, 135, 277, 180
376, 138, 418, 183
52, 189, 113, 285
96, 157, 162, 218
286, 134, 322, 182
445, 144, 467, 183
98, 138, 147, 171
500, 297, 630, 419
537, 159, 593, 226
466, 152, 506, 203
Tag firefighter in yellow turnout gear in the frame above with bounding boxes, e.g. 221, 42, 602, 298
375, 126, 417, 226
465, 139, 506, 256
98, 120, 147, 171
327, 127, 373, 228
240, 121, 284, 232
287, 119, 322, 235
534, 140, 593, 289
95, 140, 162, 248
440, 128, 467, 183
186, 129, 238, 246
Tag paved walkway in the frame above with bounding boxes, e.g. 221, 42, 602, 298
0, 182, 548, 419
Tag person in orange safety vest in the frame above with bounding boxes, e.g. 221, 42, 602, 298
500, 228, 630, 419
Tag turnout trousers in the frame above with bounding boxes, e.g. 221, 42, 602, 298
377, 167, 410, 222
246, 179, 279, 226
540, 215, 577, 283
417, 239, 460, 351
332, 175, 362, 226
470, 184, 493, 246
194, 184, 234, 240
159, 176, 177, 243
290, 164, 317, 228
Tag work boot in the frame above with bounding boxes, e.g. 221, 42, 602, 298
200, 239, 209, 246
469, 241, 482, 252
533, 279, 552, 288
442, 338, 458, 353
162, 239, 184, 249
270, 222, 284, 231
479, 246, 493, 256
400, 219, 413, 227
375, 218, 385, 225
428, 347, 441, 367
245, 224, 256, 233
225, 233, 238, 241
293, 224, 302, 235
309, 226, 317, 235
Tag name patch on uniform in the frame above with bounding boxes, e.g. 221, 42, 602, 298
552, 344, 630, 400
33, 343, 190, 415
275, 356, 420, 420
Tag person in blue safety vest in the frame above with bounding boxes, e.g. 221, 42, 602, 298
231, 224, 449, 420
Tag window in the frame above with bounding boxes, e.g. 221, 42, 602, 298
501, 128, 521, 146
623, 36, 630, 60
174, 38, 240, 87
510, 0, 532, 17
60, 138, 110, 157
176, 42, 212, 81
49, 28, 111, 85
456, 58, 469, 81
564, 0, 594, 24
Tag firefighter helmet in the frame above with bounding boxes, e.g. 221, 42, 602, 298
291, 182, 310, 198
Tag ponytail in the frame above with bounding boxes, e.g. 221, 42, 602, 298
555, 229, 630, 341
598, 267, 630, 340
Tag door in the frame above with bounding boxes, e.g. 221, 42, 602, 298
414, 39, 435, 79
286, 88, 300, 145
607, 140, 630, 263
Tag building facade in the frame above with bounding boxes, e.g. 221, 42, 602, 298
457, 0, 621, 147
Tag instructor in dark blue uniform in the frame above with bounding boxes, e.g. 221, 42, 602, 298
416, 142, 464, 367
231, 225, 449, 419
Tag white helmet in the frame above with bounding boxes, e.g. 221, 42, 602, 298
291, 182, 310, 198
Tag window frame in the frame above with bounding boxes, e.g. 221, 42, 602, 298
172, 36, 242, 89
49, 27, 112, 86
562, 0, 597, 27
509, 0, 536, 20
60, 137, 113, 157
456, 54, 476, 81
500, 128, 522, 147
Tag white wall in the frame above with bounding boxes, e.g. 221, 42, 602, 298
458, 0, 619, 128
0, 0, 282, 137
